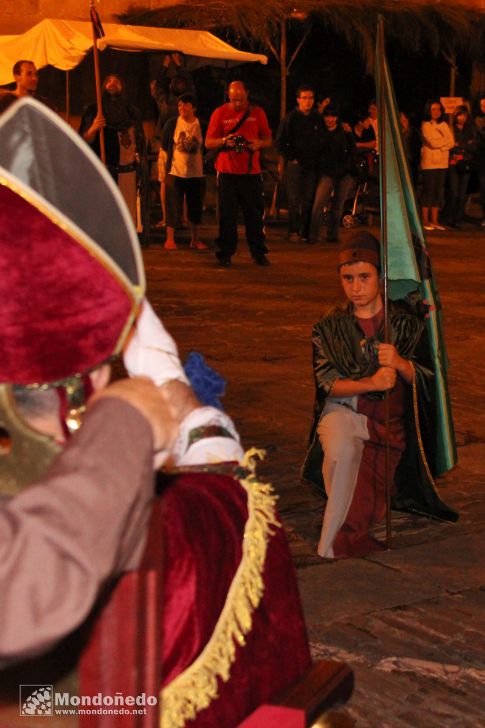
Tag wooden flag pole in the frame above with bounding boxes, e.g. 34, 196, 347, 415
377, 16, 392, 550
90, 0, 106, 165
269, 179, 278, 219
65, 70, 70, 125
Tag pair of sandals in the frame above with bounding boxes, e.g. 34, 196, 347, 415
423, 223, 446, 231
164, 240, 207, 250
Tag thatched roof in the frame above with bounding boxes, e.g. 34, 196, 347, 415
119, 0, 485, 67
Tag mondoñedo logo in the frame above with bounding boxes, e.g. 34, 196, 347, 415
20, 685, 53, 716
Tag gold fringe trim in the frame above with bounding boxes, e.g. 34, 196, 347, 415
411, 364, 441, 496
160, 448, 280, 728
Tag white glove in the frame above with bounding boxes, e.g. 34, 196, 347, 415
172, 406, 244, 466
124, 299, 189, 387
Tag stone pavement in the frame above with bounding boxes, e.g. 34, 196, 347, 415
143, 213, 485, 727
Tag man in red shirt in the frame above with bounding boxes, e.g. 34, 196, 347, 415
205, 81, 272, 267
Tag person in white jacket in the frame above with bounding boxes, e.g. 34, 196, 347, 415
420, 99, 454, 231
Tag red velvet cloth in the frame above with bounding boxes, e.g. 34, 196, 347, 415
160, 472, 311, 727
332, 433, 404, 558
0, 185, 133, 384
238, 706, 305, 727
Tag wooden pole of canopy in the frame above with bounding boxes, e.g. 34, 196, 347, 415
90, 0, 106, 164
65, 70, 70, 125
280, 18, 287, 120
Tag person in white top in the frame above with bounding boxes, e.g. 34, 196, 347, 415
420, 99, 454, 231
160, 93, 207, 251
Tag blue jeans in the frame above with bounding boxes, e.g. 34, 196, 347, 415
310, 174, 356, 242
285, 161, 317, 238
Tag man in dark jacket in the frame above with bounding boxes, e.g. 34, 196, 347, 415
309, 105, 356, 243
301, 232, 457, 559
276, 85, 325, 242
79, 73, 145, 224
152, 52, 196, 131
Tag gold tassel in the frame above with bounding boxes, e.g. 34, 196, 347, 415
411, 366, 442, 496
160, 450, 279, 728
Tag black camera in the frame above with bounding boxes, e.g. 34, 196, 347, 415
232, 135, 248, 153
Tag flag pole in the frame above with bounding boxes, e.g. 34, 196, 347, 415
90, 0, 106, 165
65, 71, 70, 125
377, 16, 392, 550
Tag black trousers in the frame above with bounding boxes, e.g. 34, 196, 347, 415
165, 174, 205, 227
420, 168, 447, 208
216, 173, 267, 260
286, 161, 317, 238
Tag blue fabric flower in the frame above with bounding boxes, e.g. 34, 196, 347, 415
184, 351, 227, 410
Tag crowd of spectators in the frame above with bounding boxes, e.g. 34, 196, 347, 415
5, 57, 485, 253
274, 87, 485, 241
152, 67, 485, 253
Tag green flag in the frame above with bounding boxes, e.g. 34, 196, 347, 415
375, 17, 456, 474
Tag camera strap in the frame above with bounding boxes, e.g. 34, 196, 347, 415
223, 105, 253, 174
225, 106, 251, 138
222, 107, 255, 172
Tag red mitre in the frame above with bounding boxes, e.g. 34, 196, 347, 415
0, 182, 136, 384
0, 98, 145, 386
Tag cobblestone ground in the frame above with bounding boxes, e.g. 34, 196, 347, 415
145, 212, 485, 727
